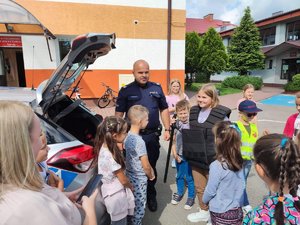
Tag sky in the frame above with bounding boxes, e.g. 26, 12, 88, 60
186, 0, 300, 24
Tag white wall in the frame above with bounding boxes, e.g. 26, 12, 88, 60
89, 38, 185, 70
275, 23, 287, 45
22, 35, 58, 69
21, 36, 185, 71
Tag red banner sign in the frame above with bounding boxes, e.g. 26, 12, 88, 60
0, 36, 22, 47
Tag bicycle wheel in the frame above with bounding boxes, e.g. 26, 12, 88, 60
97, 96, 110, 108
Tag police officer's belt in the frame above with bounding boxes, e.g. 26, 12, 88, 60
140, 124, 162, 135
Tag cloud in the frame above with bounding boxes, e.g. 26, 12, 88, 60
187, 0, 300, 24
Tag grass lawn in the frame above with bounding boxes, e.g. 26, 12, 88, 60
187, 83, 242, 96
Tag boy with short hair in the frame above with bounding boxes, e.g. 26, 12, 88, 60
237, 100, 262, 213
171, 99, 195, 210
125, 105, 155, 225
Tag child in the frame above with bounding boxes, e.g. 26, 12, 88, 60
283, 92, 300, 140
94, 116, 135, 225
236, 84, 255, 109
36, 132, 64, 191
203, 121, 244, 225
125, 105, 155, 225
166, 78, 189, 168
237, 84, 257, 124
243, 134, 300, 224
184, 83, 231, 223
170, 99, 195, 210
236, 99, 262, 213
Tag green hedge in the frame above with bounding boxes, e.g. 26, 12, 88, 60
221, 76, 263, 90
284, 74, 300, 91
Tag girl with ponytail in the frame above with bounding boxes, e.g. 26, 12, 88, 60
243, 134, 300, 224
94, 116, 134, 225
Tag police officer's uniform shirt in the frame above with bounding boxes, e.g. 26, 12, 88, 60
116, 81, 168, 129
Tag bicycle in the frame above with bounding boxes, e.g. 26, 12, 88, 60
97, 82, 117, 108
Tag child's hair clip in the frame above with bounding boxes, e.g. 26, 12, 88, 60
278, 196, 284, 202
294, 196, 299, 201
229, 123, 241, 136
280, 138, 288, 150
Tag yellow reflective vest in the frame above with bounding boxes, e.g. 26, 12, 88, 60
236, 121, 258, 160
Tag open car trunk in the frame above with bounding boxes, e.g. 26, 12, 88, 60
46, 95, 101, 146
33, 33, 116, 146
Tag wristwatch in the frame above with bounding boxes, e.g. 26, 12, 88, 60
164, 128, 171, 131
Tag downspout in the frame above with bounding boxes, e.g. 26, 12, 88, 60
166, 0, 172, 88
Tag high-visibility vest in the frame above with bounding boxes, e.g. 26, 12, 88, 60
236, 121, 258, 160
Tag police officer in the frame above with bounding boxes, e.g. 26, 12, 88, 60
115, 59, 170, 212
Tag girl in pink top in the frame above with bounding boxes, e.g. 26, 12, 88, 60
166, 79, 189, 117
94, 116, 135, 225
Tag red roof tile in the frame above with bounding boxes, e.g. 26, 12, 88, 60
186, 18, 235, 34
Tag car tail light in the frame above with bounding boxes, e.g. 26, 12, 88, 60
47, 145, 95, 173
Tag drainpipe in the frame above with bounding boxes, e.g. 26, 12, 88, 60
166, 0, 172, 88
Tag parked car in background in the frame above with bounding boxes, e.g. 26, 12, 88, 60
30, 33, 116, 225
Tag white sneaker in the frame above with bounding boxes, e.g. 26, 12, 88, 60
242, 205, 252, 214
187, 209, 210, 222
206, 216, 212, 225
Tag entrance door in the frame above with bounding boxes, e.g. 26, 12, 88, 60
16, 51, 26, 87
1, 48, 25, 87
281, 58, 300, 81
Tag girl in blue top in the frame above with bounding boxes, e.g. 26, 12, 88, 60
203, 121, 244, 225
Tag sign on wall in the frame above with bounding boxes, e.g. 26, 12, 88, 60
0, 36, 22, 47
119, 74, 134, 90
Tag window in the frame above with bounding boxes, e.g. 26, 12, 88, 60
286, 20, 300, 41
59, 40, 71, 61
260, 27, 276, 46
268, 60, 273, 69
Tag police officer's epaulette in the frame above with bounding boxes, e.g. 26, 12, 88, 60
122, 82, 135, 89
149, 81, 161, 86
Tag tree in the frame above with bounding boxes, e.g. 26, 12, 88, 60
227, 7, 265, 75
200, 27, 228, 80
185, 32, 202, 75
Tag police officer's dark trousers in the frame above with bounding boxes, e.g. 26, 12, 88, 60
141, 132, 160, 201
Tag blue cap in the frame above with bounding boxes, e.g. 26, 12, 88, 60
238, 100, 262, 113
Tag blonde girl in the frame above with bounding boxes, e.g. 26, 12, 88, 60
0, 100, 97, 225
166, 78, 189, 116
184, 84, 231, 223
237, 84, 255, 109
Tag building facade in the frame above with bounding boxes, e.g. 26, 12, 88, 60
0, 0, 186, 97
213, 9, 300, 85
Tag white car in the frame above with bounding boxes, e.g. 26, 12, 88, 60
31, 33, 116, 225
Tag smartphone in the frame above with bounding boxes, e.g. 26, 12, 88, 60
76, 174, 103, 203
